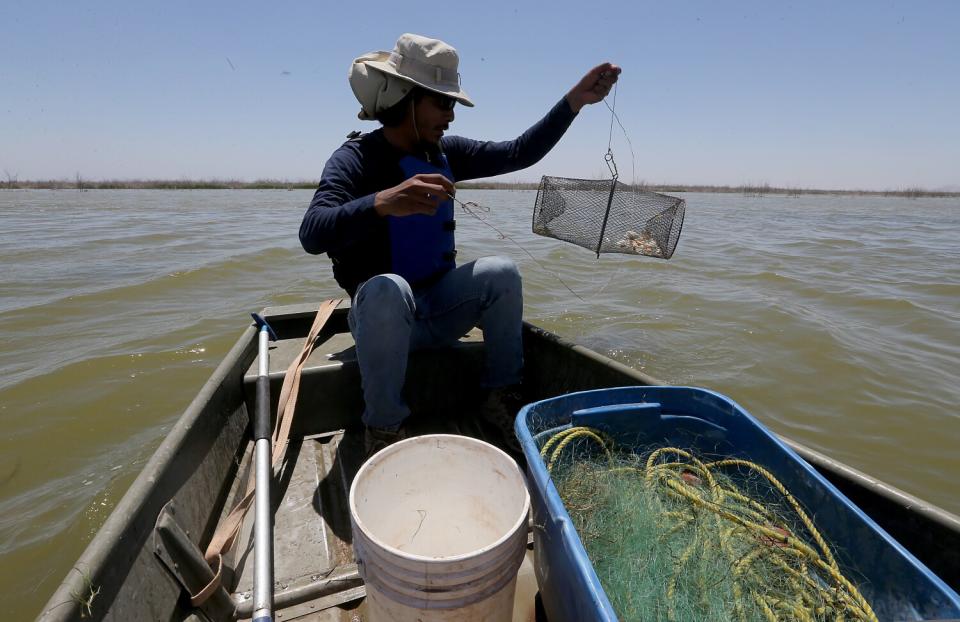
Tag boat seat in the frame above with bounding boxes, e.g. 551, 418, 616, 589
242, 320, 489, 436
243, 326, 486, 380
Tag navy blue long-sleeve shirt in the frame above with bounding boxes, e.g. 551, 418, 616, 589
299, 97, 578, 295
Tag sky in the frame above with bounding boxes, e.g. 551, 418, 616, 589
1, 0, 958, 190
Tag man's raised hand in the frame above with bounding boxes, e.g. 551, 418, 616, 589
565, 63, 622, 113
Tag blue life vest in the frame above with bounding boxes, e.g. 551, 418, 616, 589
388, 153, 457, 287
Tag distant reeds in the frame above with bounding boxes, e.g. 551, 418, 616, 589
456, 180, 957, 198
2, 178, 318, 190
1, 178, 956, 198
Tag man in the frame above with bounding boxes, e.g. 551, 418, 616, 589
299, 33, 620, 455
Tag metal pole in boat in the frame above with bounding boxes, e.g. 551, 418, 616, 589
251, 313, 277, 622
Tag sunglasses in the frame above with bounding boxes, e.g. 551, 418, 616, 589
426, 93, 457, 111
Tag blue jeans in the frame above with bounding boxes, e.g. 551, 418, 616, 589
347, 256, 523, 429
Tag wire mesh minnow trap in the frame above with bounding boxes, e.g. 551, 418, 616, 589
532, 176, 685, 259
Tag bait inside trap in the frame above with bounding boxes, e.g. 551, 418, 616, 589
532, 176, 685, 259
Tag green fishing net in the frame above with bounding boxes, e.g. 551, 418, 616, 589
542, 427, 877, 622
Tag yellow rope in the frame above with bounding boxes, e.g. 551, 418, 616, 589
543, 425, 879, 622
707, 459, 839, 570
541, 426, 613, 472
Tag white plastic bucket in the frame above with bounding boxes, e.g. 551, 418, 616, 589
349, 434, 530, 622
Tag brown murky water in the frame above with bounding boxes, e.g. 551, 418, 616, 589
1, 189, 958, 619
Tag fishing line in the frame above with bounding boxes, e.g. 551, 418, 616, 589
592, 81, 640, 296
446, 192, 586, 303
602, 81, 638, 188
594, 84, 631, 298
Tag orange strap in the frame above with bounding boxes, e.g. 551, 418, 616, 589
193, 299, 342, 606
189, 554, 222, 607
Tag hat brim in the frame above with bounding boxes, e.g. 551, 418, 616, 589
362, 59, 474, 108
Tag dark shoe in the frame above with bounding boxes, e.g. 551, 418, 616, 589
480, 386, 525, 456
363, 424, 408, 459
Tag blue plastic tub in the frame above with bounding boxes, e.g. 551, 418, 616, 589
515, 386, 960, 622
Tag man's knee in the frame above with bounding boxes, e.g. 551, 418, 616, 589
354, 274, 415, 321
478, 256, 521, 295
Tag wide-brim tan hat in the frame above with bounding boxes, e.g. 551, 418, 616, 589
349, 33, 474, 121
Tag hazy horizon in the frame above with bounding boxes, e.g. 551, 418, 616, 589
4, 176, 959, 194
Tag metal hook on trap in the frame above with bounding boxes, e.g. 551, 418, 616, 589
596, 151, 619, 259
605, 149, 619, 180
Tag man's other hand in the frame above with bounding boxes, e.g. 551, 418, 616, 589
374, 173, 455, 217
